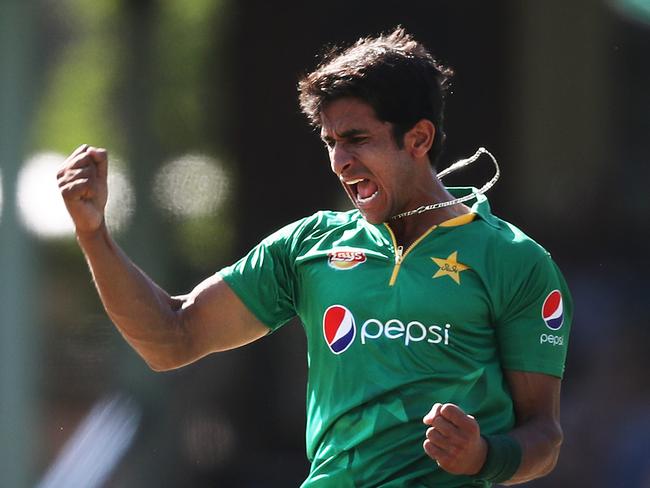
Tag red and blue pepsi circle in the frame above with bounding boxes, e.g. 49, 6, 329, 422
323, 305, 356, 354
542, 290, 564, 330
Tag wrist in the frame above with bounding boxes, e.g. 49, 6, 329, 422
75, 219, 108, 244
475, 433, 522, 484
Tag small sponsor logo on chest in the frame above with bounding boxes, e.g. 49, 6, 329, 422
327, 249, 367, 270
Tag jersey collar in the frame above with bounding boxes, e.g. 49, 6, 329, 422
447, 186, 501, 229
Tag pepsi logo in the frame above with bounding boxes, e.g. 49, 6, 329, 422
323, 305, 356, 354
327, 249, 367, 270
542, 290, 564, 331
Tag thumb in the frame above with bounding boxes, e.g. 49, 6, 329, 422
423, 403, 443, 425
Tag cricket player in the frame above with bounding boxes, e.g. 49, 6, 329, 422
57, 28, 571, 487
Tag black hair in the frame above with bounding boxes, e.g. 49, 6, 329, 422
298, 27, 454, 168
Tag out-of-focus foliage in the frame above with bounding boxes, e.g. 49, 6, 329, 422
151, 0, 228, 152
31, 2, 123, 153
31, 0, 233, 268
32, 0, 227, 156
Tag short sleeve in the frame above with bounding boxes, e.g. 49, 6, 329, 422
218, 221, 302, 332
495, 253, 573, 378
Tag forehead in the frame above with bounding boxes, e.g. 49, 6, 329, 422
319, 97, 387, 137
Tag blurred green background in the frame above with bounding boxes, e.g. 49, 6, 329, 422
1, 0, 649, 486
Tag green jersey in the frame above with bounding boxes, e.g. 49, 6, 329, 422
219, 188, 572, 487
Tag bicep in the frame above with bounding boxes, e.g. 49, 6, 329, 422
174, 273, 270, 364
505, 370, 561, 422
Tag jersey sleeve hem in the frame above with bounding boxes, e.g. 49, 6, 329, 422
218, 270, 292, 333
500, 361, 565, 379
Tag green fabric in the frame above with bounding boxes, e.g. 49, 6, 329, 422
219, 188, 572, 488
477, 434, 523, 483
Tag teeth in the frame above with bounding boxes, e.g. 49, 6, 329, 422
358, 190, 379, 203
342, 177, 364, 185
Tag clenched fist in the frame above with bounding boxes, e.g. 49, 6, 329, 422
57, 144, 109, 235
423, 403, 487, 476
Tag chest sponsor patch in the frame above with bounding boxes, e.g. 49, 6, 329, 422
327, 249, 367, 270
542, 290, 564, 330
322, 304, 453, 354
323, 305, 356, 354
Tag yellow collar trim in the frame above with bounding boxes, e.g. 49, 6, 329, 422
439, 212, 476, 227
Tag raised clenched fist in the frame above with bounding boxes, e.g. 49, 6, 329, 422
57, 144, 109, 235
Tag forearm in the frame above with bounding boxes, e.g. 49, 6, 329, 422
77, 223, 188, 370
501, 416, 563, 485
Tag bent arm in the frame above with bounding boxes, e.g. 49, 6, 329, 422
501, 370, 564, 485
78, 223, 269, 371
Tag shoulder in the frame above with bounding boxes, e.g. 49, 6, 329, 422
260, 209, 363, 254
468, 214, 570, 315
302, 209, 363, 230
450, 188, 551, 265
268, 209, 362, 242
471, 214, 551, 266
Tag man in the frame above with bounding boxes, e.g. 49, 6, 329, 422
57, 28, 571, 487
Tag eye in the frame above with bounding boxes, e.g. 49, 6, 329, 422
322, 138, 335, 150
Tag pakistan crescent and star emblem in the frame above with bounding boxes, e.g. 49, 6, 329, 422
431, 251, 470, 285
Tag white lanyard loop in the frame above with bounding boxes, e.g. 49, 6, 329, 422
390, 147, 500, 220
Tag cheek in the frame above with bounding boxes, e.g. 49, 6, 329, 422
328, 152, 336, 174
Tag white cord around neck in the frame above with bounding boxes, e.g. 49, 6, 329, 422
390, 147, 500, 220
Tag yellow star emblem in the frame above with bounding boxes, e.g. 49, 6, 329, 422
431, 251, 470, 285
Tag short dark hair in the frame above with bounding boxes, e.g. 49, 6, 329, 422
298, 27, 454, 168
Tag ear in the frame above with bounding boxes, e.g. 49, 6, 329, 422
403, 119, 435, 160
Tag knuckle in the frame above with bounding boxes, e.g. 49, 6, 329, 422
430, 428, 444, 440
441, 403, 458, 415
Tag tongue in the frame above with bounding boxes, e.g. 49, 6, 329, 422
357, 180, 378, 199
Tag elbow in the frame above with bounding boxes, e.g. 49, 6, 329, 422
144, 358, 180, 373
142, 352, 192, 372
139, 342, 194, 372
547, 423, 564, 473
129, 335, 195, 373
538, 421, 564, 477
122, 318, 196, 372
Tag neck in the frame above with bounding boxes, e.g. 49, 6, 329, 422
386, 183, 470, 248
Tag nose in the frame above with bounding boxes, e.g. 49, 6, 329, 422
330, 143, 353, 177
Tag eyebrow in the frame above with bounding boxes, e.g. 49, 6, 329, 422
320, 128, 368, 143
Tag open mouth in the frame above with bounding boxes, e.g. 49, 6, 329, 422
343, 177, 379, 205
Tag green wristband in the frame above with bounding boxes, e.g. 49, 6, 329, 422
476, 433, 522, 484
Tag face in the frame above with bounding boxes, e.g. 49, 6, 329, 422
320, 97, 428, 224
